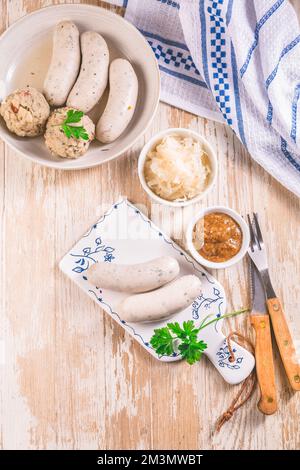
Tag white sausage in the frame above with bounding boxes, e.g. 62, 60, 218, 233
119, 275, 202, 323
43, 21, 80, 106
67, 31, 109, 113
96, 58, 138, 143
88, 256, 180, 293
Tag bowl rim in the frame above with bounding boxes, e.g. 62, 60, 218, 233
186, 205, 250, 269
0, 3, 161, 170
138, 127, 218, 207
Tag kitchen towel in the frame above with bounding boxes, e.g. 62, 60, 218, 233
108, 0, 300, 197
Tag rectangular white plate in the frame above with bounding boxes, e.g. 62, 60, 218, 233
60, 198, 255, 384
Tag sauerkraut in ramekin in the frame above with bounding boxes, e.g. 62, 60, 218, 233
144, 134, 211, 202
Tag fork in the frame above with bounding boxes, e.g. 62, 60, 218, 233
247, 213, 300, 391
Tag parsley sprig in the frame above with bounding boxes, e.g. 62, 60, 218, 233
150, 308, 249, 365
150, 321, 207, 364
61, 110, 89, 141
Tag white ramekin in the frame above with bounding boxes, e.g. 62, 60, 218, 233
138, 128, 218, 208
186, 206, 250, 269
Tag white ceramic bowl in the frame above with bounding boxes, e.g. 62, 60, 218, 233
0, 4, 160, 169
186, 206, 250, 269
138, 128, 217, 207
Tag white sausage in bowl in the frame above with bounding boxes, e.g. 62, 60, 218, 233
67, 31, 109, 113
119, 275, 202, 323
96, 58, 138, 143
87, 256, 179, 293
43, 21, 81, 106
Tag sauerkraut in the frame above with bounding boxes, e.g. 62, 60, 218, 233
144, 134, 211, 202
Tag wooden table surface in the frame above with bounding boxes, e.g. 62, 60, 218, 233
1, 0, 300, 451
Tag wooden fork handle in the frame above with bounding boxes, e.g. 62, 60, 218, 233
251, 314, 277, 414
267, 298, 300, 391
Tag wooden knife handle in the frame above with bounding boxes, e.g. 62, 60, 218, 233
267, 298, 300, 391
251, 314, 277, 414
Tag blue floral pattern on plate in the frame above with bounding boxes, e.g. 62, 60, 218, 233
192, 287, 224, 331
216, 341, 243, 370
70, 236, 115, 274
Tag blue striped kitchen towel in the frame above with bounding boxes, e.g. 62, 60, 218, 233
109, 0, 300, 197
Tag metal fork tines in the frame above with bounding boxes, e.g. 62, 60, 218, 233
247, 213, 276, 299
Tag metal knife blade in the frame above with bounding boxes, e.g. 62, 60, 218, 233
250, 259, 267, 314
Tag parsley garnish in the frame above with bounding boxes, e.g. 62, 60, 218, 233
61, 110, 89, 141
150, 308, 249, 365
150, 321, 207, 365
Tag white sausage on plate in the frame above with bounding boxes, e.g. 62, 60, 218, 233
119, 275, 202, 323
43, 21, 81, 106
67, 31, 109, 113
96, 58, 138, 143
88, 256, 180, 293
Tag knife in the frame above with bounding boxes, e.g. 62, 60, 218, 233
247, 212, 300, 391
250, 260, 278, 414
